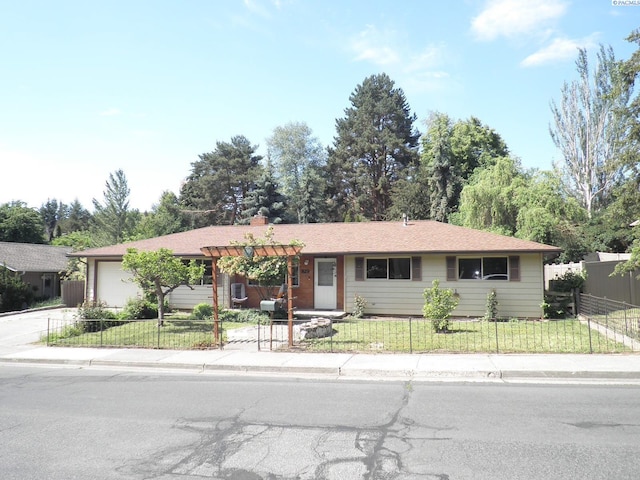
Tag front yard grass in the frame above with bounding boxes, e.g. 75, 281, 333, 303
301, 318, 631, 354
45, 315, 634, 353
45, 319, 254, 350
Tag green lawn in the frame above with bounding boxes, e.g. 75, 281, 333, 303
45, 319, 251, 350
300, 318, 631, 354
44, 316, 634, 353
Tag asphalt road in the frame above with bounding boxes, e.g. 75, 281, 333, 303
1, 365, 639, 480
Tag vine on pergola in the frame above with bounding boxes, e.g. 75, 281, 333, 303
215, 227, 304, 301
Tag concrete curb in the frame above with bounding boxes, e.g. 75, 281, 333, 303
3, 355, 640, 382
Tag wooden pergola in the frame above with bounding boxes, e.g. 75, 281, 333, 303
200, 244, 303, 348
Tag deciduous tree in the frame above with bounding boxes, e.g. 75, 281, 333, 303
0, 201, 46, 244
550, 45, 632, 217
122, 248, 205, 324
267, 122, 326, 223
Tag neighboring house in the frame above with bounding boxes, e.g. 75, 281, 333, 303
72, 217, 560, 319
0, 241, 72, 299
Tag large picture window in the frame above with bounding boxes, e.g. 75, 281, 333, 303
366, 258, 411, 280
458, 257, 508, 280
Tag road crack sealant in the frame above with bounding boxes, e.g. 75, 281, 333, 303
124, 381, 453, 480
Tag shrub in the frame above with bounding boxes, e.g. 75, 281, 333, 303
550, 270, 586, 292
483, 290, 499, 321
192, 303, 213, 320
75, 301, 118, 332
219, 308, 269, 324
423, 279, 459, 333
351, 294, 367, 319
0, 267, 34, 312
121, 297, 158, 320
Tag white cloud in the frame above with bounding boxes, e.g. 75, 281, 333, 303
350, 25, 400, 66
471, 0, 568, 41
99, 107, 122, 117
521, 35, 599, 67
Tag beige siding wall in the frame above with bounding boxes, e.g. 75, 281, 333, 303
87, 259, 229, 310
344, 253, 544, 318
167, 275, 229, 310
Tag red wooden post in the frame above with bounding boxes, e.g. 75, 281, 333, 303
287, 255, 294, 348
211, 258, 220, 347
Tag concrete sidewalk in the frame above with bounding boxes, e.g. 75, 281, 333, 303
2, 344, 640, 383
2, 307, 640, 382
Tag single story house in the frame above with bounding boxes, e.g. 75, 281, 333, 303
72, 217, 560, 319
0, 241, 72, 299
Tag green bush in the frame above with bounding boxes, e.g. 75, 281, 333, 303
423, 279, 459, 333
192, 303, 213, 320
351, 294, 367, 319
483, 290, 499, 321
0, 267, 34, 312
75, 301, 118, 332
549, 270, 585, 292
121, 297, 158, 320
219, 308, 269, 324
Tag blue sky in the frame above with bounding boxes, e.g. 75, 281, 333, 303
1, 0, 638, 212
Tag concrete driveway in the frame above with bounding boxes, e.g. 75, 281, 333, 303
0, 308, 76, 352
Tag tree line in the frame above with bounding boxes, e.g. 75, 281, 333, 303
2, 29, 640, 267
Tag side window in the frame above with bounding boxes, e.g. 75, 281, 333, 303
456, 257, 509, 280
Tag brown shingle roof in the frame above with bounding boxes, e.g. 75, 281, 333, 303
72, 221, 561, 258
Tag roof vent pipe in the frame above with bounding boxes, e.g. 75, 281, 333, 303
402, 213, 408, 227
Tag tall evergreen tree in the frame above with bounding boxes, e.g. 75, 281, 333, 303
240, 163, 287, 224
180, 135, 262, 226
327, 73, 420, 221
423, 113, 459, 222
91, 169, 138, 246
60, 199, 91, 233
39, 199, 66, 242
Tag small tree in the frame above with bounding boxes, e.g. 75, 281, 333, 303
217, 227, 303, 301
423, 279, 459, 333
121, 248, 205, 325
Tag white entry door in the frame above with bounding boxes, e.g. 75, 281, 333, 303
314, 258, 337, 309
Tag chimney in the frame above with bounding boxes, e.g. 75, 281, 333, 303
250, 214, 269, 226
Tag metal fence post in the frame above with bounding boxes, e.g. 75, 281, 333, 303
587, 315, 593, 354
330, 318, 333, 353
47, 317, 50, 346
257, 317, 261, 352
157, 321, 161, 349
100, 318, 104, 347
409, 317, 413, 354
495, 319, 499, 354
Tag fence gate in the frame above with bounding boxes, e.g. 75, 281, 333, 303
61, 280, 84, 307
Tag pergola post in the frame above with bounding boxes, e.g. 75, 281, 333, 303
211, 259, 220, 348
200, 244, 303, 350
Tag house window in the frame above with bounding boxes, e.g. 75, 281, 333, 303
458, 257, 508, 280
366, 258, 411, 280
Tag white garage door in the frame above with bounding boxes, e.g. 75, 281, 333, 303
96, 261, 141, 308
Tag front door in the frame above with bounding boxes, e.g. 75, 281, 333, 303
314, 258, 337, 309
